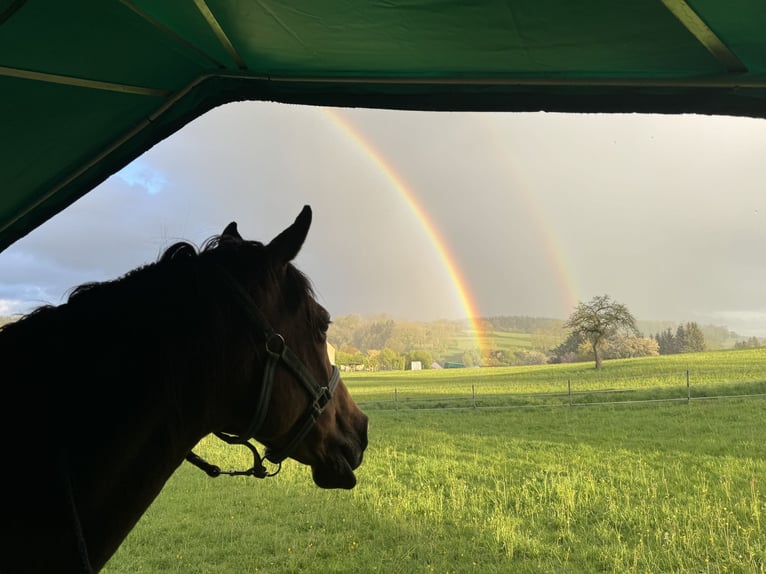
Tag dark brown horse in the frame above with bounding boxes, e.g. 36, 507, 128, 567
0, 206, 368, 573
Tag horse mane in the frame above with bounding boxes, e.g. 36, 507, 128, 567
0, 230, 322, 350
64, 239, 206, 305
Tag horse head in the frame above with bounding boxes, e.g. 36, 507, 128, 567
208, 206, 368, 489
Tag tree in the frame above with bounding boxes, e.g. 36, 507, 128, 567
356, 319, 395, 351
565, 294, 639, 369
406, 350, 433, 369
735, 336, 761, 349
652, 322, 706, 355
378, 348, 405, 371
675, 324, 688, 353
335, 349, 367, 371
462, 348, 482, 368
654, 328, 676, 355
602, 335, 659, 359
512, 350, 549, 366
683, 322, 706, 352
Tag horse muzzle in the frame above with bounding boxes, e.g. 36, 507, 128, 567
311, 414, 368, 490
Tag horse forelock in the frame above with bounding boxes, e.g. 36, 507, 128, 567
282, 262, 317, 307
198, 233, 316, 301
199, 232, 324, 335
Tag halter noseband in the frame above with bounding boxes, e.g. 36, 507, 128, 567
185, 267, 339, 480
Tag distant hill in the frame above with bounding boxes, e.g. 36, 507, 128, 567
482, 316, 746, 351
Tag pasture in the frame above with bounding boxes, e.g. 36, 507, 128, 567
104, 350, 766, 573
350, 347, 766, 410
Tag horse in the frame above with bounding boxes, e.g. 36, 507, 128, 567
0, 206, 368, 573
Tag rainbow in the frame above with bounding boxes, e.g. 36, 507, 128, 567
476, 115, 580, 314
322, 107, 489, 359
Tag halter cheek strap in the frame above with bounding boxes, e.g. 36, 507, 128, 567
264, 362, 340, 464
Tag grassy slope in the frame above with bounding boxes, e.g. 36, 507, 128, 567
346, 347, 766, 406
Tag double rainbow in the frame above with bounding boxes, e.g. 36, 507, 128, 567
322, 108, 488, 358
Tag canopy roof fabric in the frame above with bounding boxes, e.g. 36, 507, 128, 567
2, 0, 766, 251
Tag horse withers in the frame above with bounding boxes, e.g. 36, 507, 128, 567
0, 206, 368, 573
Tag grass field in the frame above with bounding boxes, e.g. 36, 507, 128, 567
348, 347, 766, 409
103, 349, 766, 573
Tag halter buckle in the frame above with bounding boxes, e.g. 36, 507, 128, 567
312, 387, 332, 419
265, 333, 286, 357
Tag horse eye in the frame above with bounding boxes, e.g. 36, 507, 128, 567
313, 323, 327, 345
318, 308, 331, 333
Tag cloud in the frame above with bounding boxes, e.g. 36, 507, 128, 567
0, 299, 26, 316
115, 160, 168, 196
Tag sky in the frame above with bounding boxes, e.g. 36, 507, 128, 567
2, 102, 766, 336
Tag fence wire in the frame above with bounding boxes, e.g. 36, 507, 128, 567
355, 371, 766, 412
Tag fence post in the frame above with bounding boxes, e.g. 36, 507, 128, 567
686, 370, 690, 403
568, 378, 572, 407
472, 383, 476, 408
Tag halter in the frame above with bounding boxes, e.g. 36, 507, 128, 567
186, 267, 340, 480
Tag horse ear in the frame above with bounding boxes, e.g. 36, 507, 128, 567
222, 222, 241, 240
266, 205, 312, 264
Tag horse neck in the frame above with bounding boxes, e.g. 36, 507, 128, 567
6, 263, 260, 571
82, 267, 263, 568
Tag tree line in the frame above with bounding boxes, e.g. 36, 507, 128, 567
329, 315, 463, 370
651, 323, 706, 355
551, 295, 726, 368
734, 336, 762, 349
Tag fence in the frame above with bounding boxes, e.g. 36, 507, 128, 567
354, 369, 766, 412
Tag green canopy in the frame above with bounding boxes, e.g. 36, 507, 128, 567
2, 0, 765, 252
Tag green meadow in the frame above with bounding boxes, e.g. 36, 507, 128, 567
349, 347, 766, 409
104, 349, 766, 573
